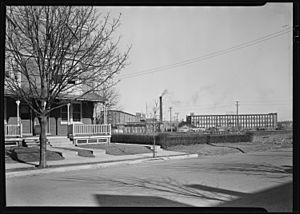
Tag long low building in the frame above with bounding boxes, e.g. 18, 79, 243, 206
186, 113, 278, 130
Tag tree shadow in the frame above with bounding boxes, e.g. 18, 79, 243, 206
52, 176, 230, 202
51, 176, 291, 210
93, 194, 191, 206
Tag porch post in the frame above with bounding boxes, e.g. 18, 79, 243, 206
103, 103, 107, 124
16, 100, 20, 126
67, 103, 70, 124
93, 102, 97, 124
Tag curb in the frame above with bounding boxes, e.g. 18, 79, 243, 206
6, 153, 198, 178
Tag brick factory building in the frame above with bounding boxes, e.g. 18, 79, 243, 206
186, 113, 278, 130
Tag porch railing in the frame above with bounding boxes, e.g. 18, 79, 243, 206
4, 124, 22, 137
69, 124, 111, 136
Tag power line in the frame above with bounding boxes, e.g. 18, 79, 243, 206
174, 104, 232, 110
119, 28, 291, 80
243, 103, 291, 106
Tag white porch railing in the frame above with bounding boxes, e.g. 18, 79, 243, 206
69, 124, 111, 136
4, 124, 22, 137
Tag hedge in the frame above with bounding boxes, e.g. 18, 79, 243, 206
111, 132, 254, 149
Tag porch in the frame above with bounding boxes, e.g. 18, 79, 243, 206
4, 123, 112, 146
68, 124, 111, 145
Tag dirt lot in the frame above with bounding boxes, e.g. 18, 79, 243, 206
166, 131, 293, 156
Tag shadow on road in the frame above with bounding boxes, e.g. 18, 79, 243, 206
93, 194, 191, 206
211, 163, 293, 176
186, 184, 248, 198
215, 181, 293, 212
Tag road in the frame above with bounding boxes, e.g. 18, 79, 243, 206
6, 149, 292, 211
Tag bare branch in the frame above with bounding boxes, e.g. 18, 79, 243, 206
6, 6, 130, 116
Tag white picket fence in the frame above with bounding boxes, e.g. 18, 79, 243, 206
69, 124, 111, 136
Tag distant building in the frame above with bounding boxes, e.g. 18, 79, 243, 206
97, 110, 139, 126
277, 121, 293, 130
186, 113, 278, 130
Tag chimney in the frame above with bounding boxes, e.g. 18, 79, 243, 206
159, 96, 163, 122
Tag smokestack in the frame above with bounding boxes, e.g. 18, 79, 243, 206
160, 96, 163, 122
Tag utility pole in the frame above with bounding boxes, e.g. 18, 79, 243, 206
236, 101, 239, 131
175, 112, 179, 132
169, 107, 172, 132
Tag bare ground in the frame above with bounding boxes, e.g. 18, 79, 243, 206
166, 132, 293, 156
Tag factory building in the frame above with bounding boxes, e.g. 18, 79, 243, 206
186, 113, 277, 130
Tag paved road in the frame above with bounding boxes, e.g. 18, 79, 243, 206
6, 149, 292, 211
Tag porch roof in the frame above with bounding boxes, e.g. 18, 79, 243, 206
4, 89, 105, 103
59, 92, 105, 103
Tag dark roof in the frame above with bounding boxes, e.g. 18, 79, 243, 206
4, 89, 105, 103
61, 92, 105, 102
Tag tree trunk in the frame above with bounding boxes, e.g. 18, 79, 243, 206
38, 114, 48, 168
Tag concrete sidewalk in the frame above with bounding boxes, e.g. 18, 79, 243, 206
5, 145, 198, 178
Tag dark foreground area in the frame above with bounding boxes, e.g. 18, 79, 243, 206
6, 149, 292, 211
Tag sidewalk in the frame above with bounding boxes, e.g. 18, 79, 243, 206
5, 145, 198, 178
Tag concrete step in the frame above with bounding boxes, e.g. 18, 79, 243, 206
47, 138, 73, 147
91, 149, 106, 156
47, 147, 78, 158
49, 145, 106, 157
113, 143, 164, 152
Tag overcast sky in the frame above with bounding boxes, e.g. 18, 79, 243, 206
97, 3, 293, 121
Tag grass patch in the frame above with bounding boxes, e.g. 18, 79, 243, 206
7, 146, 64, 163
77, 143, 153, 156
77, 150, 95, 158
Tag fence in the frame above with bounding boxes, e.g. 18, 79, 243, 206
69, 124, 111, 136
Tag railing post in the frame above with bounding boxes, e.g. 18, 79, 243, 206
72, 123, 75, 136
20, 124, 23, 137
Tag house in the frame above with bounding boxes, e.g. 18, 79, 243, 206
4, 89, 111, 145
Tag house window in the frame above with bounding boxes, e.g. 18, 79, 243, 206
72, 103, 81, 122
61, 105, 68, 122
20, 105, 30, 119
60, 103, 82, 123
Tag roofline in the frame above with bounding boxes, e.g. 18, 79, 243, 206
188, 113, 278, 117
107, 110, 137, 117
4, 93, 104, 103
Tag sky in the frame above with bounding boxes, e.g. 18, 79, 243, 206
96, 3, 293, 121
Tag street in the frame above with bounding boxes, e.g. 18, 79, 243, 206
6, 149, 292, 211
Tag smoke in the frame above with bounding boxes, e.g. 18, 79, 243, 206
161, 89, 168, 97
191, 85, 216, 105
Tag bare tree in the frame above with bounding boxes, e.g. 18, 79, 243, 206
94, 80, 122, 124
5, 6, 130, 168
150, 99, 159, 121
96, 80, 122, 110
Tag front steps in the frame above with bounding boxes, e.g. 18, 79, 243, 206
22, 136, 73, 148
